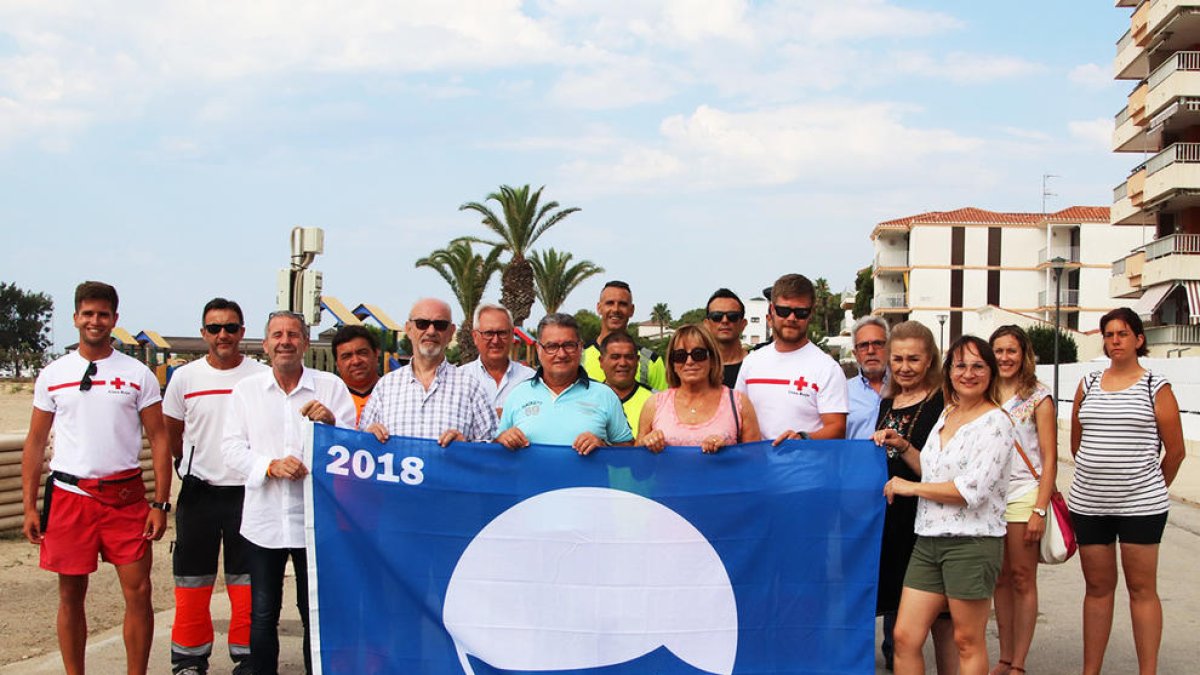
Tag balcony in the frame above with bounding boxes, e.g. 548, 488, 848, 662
1145, 51, 1200, 120
1117, 2, 1200, 80
1111, 176, 1155, 225
1111, 250, 1147, 298
1145, 323, 1200, 346
872, 293, 908, 312
873, 249, 909, 269
1038, 289, 1080, 308
1115, 28, 1147, 80
1037, 246, 1081, 265
1140, 142, 1200, 207
1141, 233, 1200, 286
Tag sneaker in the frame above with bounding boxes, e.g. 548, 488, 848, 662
175, 668, 205, 675
231, 661, 254, 675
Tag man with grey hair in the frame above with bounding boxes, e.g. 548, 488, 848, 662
361, 298, 496, 445
846, 315, 889, 440
459, 303, 534, 417
496, 313, 633, 455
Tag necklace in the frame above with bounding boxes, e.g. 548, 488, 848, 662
878, 392, 931, 459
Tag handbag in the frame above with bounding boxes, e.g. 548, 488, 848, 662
1013, 439, 1077, 564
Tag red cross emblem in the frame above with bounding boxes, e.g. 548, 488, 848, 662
792, 376, 807, 391
111, 377, 125, 390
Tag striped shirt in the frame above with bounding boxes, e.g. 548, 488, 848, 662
1068, 370, 1169, 516
358, 359, 497, 442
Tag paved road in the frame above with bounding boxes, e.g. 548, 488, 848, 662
6, 481, 1200, 673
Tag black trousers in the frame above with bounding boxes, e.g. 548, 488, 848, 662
246, 543, 310, 675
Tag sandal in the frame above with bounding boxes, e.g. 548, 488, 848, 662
1010, 668, 1025, 674
990, 660, 1011, 675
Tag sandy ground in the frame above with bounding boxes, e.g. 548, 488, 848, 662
0, 386, 177, 667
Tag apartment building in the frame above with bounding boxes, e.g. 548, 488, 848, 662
870, 206, 1151, 344
1109, 0, 1200, 355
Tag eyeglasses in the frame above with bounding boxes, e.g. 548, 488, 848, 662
411, 318, 451, 332
539, 341, 580, 355
772, 304, 812, 320
204, 322, 242, 335
855, 339, 886, 351
706, 310, 744, 323
80, 361, 98, 391
474, 329, 510, 342
669, 347, 711, 364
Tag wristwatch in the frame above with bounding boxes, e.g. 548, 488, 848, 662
150, 501, 172, 513
1031, 507, 1047, 518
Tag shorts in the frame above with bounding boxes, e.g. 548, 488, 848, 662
904, 535, 1004, 600
1004, 489, 1038, 523
1070, 511, 1168, 546
41, 486, 150, 575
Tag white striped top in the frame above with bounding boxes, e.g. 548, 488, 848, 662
1067, 370, 1169, 516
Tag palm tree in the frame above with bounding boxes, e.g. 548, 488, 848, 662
650, 302, 672, 338
415, 238, 503, 363
459, 184, 581, 326
530, 248, 605, 315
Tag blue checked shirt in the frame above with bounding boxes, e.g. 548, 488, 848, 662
358, 359, 497, 441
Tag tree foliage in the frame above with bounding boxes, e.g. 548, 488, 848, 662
530, 248, 604, 315
808, 278, 842, 344
853, 267, 874, 319
1026, 325, 1078, 365
675, 307, 706, 327
573, 309, 601, 345
649, 303, 672, 338
416, 239, 503, 364
0, 282, 53, 377
459, 184, 581, 327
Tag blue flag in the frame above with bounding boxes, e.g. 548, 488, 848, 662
304, 424, 885, 674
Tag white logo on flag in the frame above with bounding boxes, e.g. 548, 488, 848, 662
443, 487, 738, 674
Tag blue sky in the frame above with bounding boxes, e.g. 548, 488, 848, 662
0, 1, 1132, 346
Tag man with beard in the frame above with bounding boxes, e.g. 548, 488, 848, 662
162, 297, 266, 675
222, 310, 354, 675
598, 331, 652, 439
703, 288, 750, 388
497, 313, 634, 454
846, 316, 889, 440
735, 274, 848, 443
360, 298, 496, 445
331, 324, 381, 424
458, 303, 534, 418
22, 280, 172, 675
582, 280, 668, 391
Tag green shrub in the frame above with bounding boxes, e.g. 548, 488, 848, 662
1026, 325, 1077, 364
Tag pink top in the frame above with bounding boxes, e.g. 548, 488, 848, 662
651, 386, 744, 446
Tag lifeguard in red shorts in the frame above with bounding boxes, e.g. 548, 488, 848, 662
21, 280, 173, 675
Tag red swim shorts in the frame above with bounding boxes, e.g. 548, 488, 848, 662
40, 486, 150, 575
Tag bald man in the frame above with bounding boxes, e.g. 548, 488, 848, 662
360, 298, 497, 445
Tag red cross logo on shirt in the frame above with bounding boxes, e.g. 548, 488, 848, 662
111, 377, 125, 390
792, 376, 807, 391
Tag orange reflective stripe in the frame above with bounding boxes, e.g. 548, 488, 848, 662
172, 585, 215, 648
226, 582, 252, 648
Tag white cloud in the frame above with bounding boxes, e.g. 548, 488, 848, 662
891, 51, 1043, 84
1068, 118, 1114, 149
1069, 62, 1113, 90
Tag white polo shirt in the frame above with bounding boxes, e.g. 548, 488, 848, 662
735, 341, 849, 439
458, 357, 535, 413
162, 356, 268, 485
222, 367, 354, 549
33, 350, 161, 482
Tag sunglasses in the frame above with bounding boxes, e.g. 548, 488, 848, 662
80, 361, 98, 391
411, 318, 451, 332
706, 310, 744, 323
204, 322, 242, 335
669, 347, 711, 364
773, 303, 812, 320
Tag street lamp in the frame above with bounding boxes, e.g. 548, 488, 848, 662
1050, 256, 1068, 406
936, 314, 948, 353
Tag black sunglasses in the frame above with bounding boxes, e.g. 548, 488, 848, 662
773, 303, 812, 320
204, 322, 242, 335
669, 347, 711, 364
80, 361, 98, 391
411, 318, 451, 332
706, 310, 744, 323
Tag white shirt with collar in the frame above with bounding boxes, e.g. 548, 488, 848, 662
458, 357, 535, 412
222, 366, 354, 549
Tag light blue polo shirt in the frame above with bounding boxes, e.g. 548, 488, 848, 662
499, 368, 634, 446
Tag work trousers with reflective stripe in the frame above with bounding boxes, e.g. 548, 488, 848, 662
171, 477, 251, 673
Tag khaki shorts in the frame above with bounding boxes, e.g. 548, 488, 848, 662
904, 535, 1004, 600
1004, 488, 1038, 523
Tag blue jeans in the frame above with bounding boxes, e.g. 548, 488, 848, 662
246, 543, 310, 675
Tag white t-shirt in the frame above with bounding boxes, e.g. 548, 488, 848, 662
735, 341, 849, 439
33, 350, 161, 482
162, 356, 268, 485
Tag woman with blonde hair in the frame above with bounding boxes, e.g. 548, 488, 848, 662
870, 321, 954, 672
639, 324, 762, 452
987, 325, 1056, 675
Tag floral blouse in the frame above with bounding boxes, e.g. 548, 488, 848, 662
915, 407, 1014, 538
